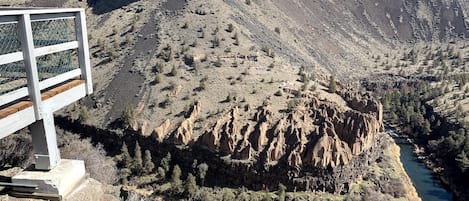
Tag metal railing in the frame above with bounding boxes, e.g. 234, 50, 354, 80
0, 8, 92, 140
0, 8, 92, 117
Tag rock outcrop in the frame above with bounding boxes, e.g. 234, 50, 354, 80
172, 101, 201, 145
195, 90, 383, 169
156, 87, 384, 193
337, 88, 384, 132
152, 119, 172, 141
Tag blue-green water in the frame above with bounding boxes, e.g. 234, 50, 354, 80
387, 128, 453, 201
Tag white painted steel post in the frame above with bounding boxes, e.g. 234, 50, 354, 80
30, 108, 61, 170
18, 13, 61, 170
18, 13, 42, 120
75, 10, 93, 95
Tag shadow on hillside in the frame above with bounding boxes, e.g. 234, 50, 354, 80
86, 0, 139, 15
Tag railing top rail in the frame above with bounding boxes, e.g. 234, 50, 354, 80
0, 7, 83, 16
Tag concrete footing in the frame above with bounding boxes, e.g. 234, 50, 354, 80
11, 159, 86, 198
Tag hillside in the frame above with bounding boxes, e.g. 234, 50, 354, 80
0, 0, 468, 200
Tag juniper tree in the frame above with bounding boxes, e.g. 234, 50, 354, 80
119, 142, 132, 184
185, 173, 197, 198
120, 142, 132, 169
133, 142, 143, 175
456, 150, 469, 173
161, 152, 172, 174
144, 150, 155, 174
328, 76, 337, 93
171, 165, 183, 194
120, 168, 131, 185
122, 105, 135, 129
197, 163, 209, 186
278, 183, 286, 201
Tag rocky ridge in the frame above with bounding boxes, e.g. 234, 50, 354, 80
145, 83, 384, 193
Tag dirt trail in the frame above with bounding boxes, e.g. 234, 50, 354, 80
103, 14, 157, 126
103, 0, 187, 127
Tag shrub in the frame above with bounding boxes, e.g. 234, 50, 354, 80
287, 99, 302, 110
60, 135, 118, 184
109, 48, 119, 60
160, 97, 173, 108
225, 94, 233, 102
212, 36, 221, 48
161, 152, 172, 173
169, 65, 178, 76
328, 76, 337, 93
152, 74, 162, 85
0, 132, 32, 168
274, 90, 282, 96
268, 63, 275, 69
227, 23, 234, 32
269, 77, 274, 84
261, 46, 270, 54
200, 29, 205, 38
233, 32, 240, 46
122, 105, 135, 129
191, 40, 198, 47
213, 26, 219, 35
309, 84, 317, 91
185, 173, 197, 198
274, 27, 280, 35
197, 163, 209, 185
181, 22, 188, 29
214, 56, 222, 67
199, 80, 207, 91
153, 62, 164, 73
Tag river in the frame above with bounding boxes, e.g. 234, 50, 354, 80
386, 127, 453, 201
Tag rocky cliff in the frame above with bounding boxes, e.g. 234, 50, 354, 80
147, 86, 384, 193
195, 91, 382, 170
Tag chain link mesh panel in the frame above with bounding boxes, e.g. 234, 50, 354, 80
0, 61, 27, 95
0, 23, 23, 95
0, 17, 77, 95
36, 49, 78, 81
0, 23, 20, 55
32, 18, 76, 48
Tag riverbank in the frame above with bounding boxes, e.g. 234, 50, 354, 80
385, 123, 456, 200
385, 136, 421, 201
384, 122, 442, 172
